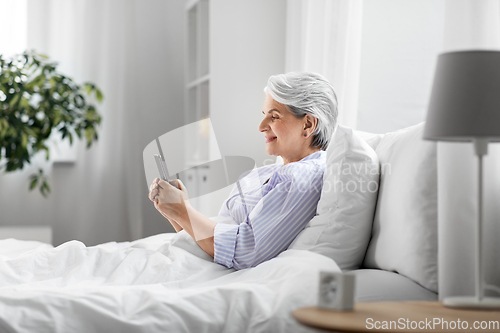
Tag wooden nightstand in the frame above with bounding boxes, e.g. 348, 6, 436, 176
293, 301, 500, 332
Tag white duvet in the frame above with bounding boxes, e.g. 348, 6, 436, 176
0, 231, 340, 333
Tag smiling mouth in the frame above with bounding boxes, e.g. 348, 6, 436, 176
266, 137, 277, 143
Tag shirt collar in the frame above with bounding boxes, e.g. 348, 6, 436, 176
300, 150, 325, 162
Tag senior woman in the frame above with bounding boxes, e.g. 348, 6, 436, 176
149, 72, 338, 270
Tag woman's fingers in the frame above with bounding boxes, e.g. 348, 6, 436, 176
169, 179, 189, 198
169, 179, 180, 189
152, 179, 188, 205
149, 189, 157, 201
151, 178, 159, 188
149, 186, 155, 201
154, 179, 185, 204
158, 179, 171, 189
148, 178, 162, 201
177, 179, 187, 191
178, 179, 189, 201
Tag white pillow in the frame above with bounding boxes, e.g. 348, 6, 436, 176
288, 125, 380, 270
363, 122, 438, 292
355, 130, 385, 150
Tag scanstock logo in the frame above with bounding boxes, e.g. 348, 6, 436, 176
143, 118, 255, 198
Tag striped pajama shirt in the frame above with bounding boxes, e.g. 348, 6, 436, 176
214, 150, 326, 270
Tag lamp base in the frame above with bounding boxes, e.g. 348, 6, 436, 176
444, 296, 500, 310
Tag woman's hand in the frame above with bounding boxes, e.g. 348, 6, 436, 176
151, 179, 190, 219
149, 178, 189, 232
148, 178, 161, 201
148, 178, 216, 257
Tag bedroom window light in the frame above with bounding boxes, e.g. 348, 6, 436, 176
1, 0, 77, 164
0, 0, 26, 169
0, 0, 27, 57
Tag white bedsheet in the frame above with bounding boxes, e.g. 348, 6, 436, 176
0, 232, 339, 333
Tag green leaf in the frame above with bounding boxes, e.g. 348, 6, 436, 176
29, 176, 38, 190
40, 180, 50, 198
9, 93, 21, 107
95, 89, 103, 103
83, 83, 93, 95
85, 127, 93, 143
53, 110, 62, 126
26, 74, 46, 89
49, 77, 57, 87
19, 96, 30, 109
21, 132, 28, 148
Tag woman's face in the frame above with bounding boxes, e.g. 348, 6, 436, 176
259, 94, 317, 164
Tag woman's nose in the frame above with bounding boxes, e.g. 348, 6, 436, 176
259, 117, 269, 132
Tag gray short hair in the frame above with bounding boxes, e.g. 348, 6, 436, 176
264, 72, 338, 150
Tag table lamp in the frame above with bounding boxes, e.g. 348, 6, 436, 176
423, 50, 500, 309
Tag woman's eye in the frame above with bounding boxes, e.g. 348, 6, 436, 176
271, 116, 278, 120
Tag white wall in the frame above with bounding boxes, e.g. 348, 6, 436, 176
135, 1, 186, 238
356, 0, 446, 134
210, 0, 287, 169
202, 0, 286, 214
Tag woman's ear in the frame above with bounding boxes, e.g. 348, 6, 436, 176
303, 115, 318, 133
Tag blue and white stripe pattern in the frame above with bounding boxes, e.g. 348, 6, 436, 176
214, 150, 326, 269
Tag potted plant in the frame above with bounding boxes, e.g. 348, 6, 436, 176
0, 51, 103, 196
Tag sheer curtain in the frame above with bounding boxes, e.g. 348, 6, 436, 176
0, 0, 27, 57
28, 0, 142, 244
0, 0, 185, 245
285, 0, 363, 128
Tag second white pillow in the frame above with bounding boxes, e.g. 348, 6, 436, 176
363, 122, 438, 292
